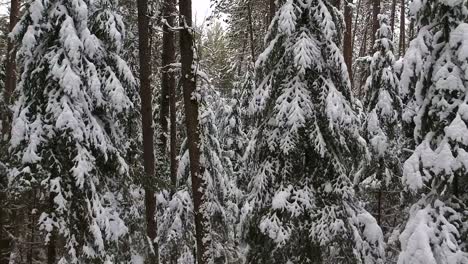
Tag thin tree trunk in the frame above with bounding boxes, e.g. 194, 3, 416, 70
169, 79, 178, 194
137, 0, 159, 261
377, 189, 382, 226
390, 0, 397, 32
0, 186, 10, 264
371, 0, 380, 45
179, 0, 208, 262
344, 0, 353, 80
399, 0, 406, 56
2, 0, 20, 136
0, 2, 20, 261
161, 0, 177, 190
47, 194, 55, 264
247, 1, 256, 63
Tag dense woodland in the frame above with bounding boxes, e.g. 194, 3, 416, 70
0, 0, 467, 263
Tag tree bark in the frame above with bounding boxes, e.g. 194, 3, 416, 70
332, 0, 341, 9
137, 0, 159, 261
47, 194, 55, 264
179, 0, 208, 262
0, 185, 10, 264
371, 0, 380, 45
351, 0, 362, 53
169, 72, 178, 194
390, 0, 397, 33
2, 0, 20, 136
343, 0, 353, 80
399, 0, 406, 56
161, 0, 177, 190
0, 1, 20, 262
247, 1, 256, 63
268, 0, 275, 24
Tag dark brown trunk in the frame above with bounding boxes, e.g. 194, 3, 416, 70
351, 0, 362, 52
358, 15, 371, 97
377, 189, 382, 226
0, 2, 20, 262
371, 0, 380, 45
332, 0, 341, 9
137, 0, 159, 261
179, 0, 208, 262
268, 0, 275, 24
247, 1, 256, 63
0, 187, 10, 264
161, 0, 177, 190
399, 0, 406, 56
2, 0, 20, 136
169, 78, 178, 193
390, 0, 397, 32
161, 0, 178, 192
47, 194, 55, 264
344, 0, 353, 80
409, 18, 415, 40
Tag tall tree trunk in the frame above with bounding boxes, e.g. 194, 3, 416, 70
371, 0, 380, 45
344, 0, 353, 80
0, 186, 10, 264
137, 0, 159, 262
351, 0, 362, 52
179, 0, 208, 262
169, 85, 177, 193
161, 0, 177, 190
247, 1, 256, 63
47, 194, 55, 264
2, 0, 20, 136
169, 94, 178, 192
0, 2, 20, 262
268, 0, 275, 24
390, 0, 397, 32
399, 0, 406, 56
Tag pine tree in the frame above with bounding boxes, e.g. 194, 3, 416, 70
244, 0, 385, 263
362, 14, 402, 230
9, 0, 136, 262
398, 0, 468, 263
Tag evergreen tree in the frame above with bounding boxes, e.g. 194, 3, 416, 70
398, 0, 468, 263
244, 0, 385, 263
362, 14, 402, 231
8, 0, 136, 262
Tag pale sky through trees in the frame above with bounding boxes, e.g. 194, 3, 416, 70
193, 0, 211, 25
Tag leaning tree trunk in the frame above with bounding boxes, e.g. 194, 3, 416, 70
137, 0, 159, 262
179, 0, 208, 262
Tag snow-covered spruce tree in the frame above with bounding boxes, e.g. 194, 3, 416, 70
217, 89, 248, 186
362, 14, 402, 231
8, 0, 136, 262
398, 0, 468, 263
244, 1, 385, 263
159, 76, 240, 264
